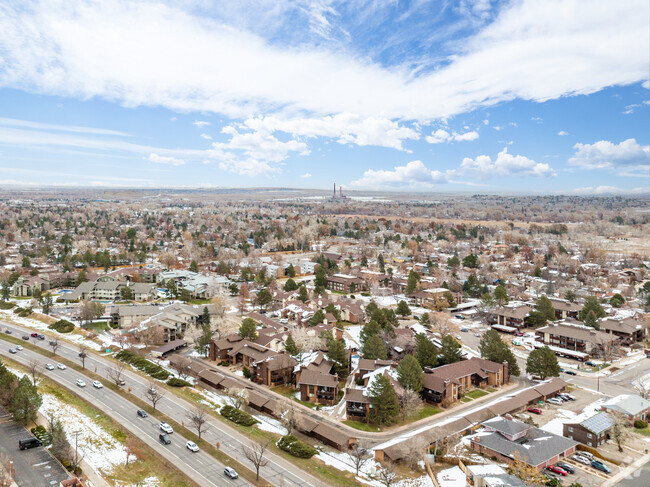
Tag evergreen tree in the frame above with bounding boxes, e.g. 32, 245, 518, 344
194, 322, 212, 356
165, 278, 178, 298
239, 317, 258, 341
443, 291, 456, 308
327, 339, 349, 378
527, 310, 547, 328
462, 254, 479, 268
564, 290, 576, 303
609, 293, 625, 308
309, 309, 325, 326
9, 375, 42, 425
396, 355, 423, 393
284, 278, 298, 292
420, 312, 431, 326
439, 335, 462, 365
189, 260, 199, 273
447, 255, 460, 270
535, 295, 556, 322
361, 256, 368, 267
368, 374, 399, 425
297, 285, 309, 302
362, 334, 388, 360
120, 286, 133, 301
415, 333, 438, 369
360, 320, 381, 346
201, 306, 211, 326
286, 264, 296, 278
533, 266, 542, 277
1, 280, 9, 301
584, 310, 599, 329
494, 285, 509, 305
0, 363, 18, 407
579, 296, 606, 322
179, 288, 192, 302
257, 288, 272, 309
378, 254, 385, 273
396, 300, 411, 317
526, 346, 560, 380
325, 302, 341, 321
284, 333, 300, 356
479, 329, 520, 376
365, 301, 378, 316
314, 266, 326, 295
405, 270, 420, 295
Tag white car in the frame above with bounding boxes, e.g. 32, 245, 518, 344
92, 380, 103, 389
76, 379, 86, 387
547, 397, 563, 405
572, 454, 591, 465
45, 363, 55, 370
57, 363, 66, 370
186, 441, 199, 452
15, 345, 23, 351
159, 422, 173, 434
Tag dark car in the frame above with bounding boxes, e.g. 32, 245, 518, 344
22, 335, 29, 340
137, 409, 148, 418
591, 460, 611, 474
37, 334, 45, 340
159, 434, 171, 445
19, 437, 42, 450
4, 329, 11, 334
556, 462, 575, 474
585, 360, 597, 366
564, 370, 577, 376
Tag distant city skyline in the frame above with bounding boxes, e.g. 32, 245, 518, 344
0, 0, 648, 194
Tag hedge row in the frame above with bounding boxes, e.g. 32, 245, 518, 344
220, 405, 258, 427
277, 435, 318, 459
115, 350, 170, 380
166, 378, 191, 387
0, 301, 15, 310
48, 319, 75, 333
13, 307, 32, 317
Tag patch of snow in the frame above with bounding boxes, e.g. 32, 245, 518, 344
252, 415, 288, 435
436, 466, 465, 487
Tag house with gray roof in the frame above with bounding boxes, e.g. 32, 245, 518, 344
564, 411, 614, 447
601, 394, 650, 425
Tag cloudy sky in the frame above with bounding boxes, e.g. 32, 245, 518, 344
0, 0, 648, 194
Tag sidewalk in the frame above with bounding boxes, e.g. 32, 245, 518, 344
601, 452, 650, 487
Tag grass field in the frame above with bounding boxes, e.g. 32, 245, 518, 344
465, 389, 489, 400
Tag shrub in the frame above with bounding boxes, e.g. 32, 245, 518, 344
0, 302, 15, 310
115, 350, 170, 380
13, 307, 33, 317
220, 361, 230, 367
277, 435, 317, 459
356, 377, 365, 386
634, 420, 648, 429
220, 405, 258, 426
48, 319, 75, 333
30, 425, 51, 446
242, 367, 251, 378
166, 378, 191, 387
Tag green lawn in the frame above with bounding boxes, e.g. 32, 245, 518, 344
84, 321, 109, 331
407, 403, 442, 421
635, 427, 650, 437
189, 299, 212, 305
343, 420, 382, 432
461, 397, 473, 403
465, 389, 489, 400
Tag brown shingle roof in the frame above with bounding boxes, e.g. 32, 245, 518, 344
297, 369, 338, 387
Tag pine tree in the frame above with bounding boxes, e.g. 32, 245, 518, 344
360, 320, 381, 346
564, 290, 576, 303
534, 266, 542, 277
284, 279, 298, 291
189, 260, 199, 273
327, 339, 349, 378
239, 318, 258, 341
405, 270, 420, 295
284, 333, 300, 356
527, 310, 547, 328
286, 264, 296, 278
584, 310, 599, 329
526, 346, 560, 379
415, 333, 438, 369
362, 334, 388, 360
202, 306, 211, 325
479, 329, 520, 376
396, 300, 411, 317
9, 375, 42, 425
396, 355, 423, 392
298, 285, 309, 302
609, 293, 625, 308
257, 288, 272, 309
314, 266, 326, 295
309, 309, 325, 326
494, 285, 509, 305
439, 335, 462, 365
361, 256, 368, 267
579, 296, 606, 322
368, 374, 399, 425
535, 295, 556, 322
378, 254, 385, 273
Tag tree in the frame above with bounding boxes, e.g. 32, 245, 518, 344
49, 413, 72, 464
327, 339, 349, 378
79, 299, 99, 327
509, 450, 546, 485
27, 359, 41, 386
223, 387, 249, 409
229, 283, 239, 296
283, 278, 298, 291
396, 355, 423, 392
49, 338, 60, 356
634, 375, 650, 400
610, 293, 625, 308
257, 288, 272, 309
297, 285, 309, 303
362, 334, 388, 360
0, 364, 18, 407
41, 294, 53, 314
189, 260, 199, 273
284, 333, 300, 357
533, 266, 542, 277
479, 329, 520, 376
375, 461, 398, 487
579, 296, 606, 322
279, 402, 298, 435
396, 300, 410, 317
494, 285, 509, 305
527, 310, 547, 328
535, 295, 555, 322
170, 356, 192, 380
179, 288, 192, 302
564, 290, 576, 303
439, 335, 462, 365
415, 333, 438, 369
584, 310, 599, 329
378, 254, 385, 273
186, 406, 210, 440
368, 374, 399, 425
9, 376, 42, 425
405, 270, 420, 295
78, 344, 88, 369
462, 254, 479, 268
243, 440, 270, 481
347, 444, 370, 476
201, 306, 211, 326
0, 281, 9, 301
443, 290, 456, 308
610, 411, 631, 452
76, 269, 88, 286
165, 279, 178, 299
286, 264, 296, 278
397, 387, 423, 421
107, 363, 127, 387
239, 318, 258, 341
314, 265, 326, 294
526, 346, 560, 379
420, 312, 430, 326
143, 381, 166, 410
120, 286, 133, 301
447, 255, 460, 270
309, 309, 325, 326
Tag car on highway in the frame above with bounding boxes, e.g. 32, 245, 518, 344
186, 441, 199, 452
224, 467, 238, 479
31, 333, 38, 338
547, 465, 568, 476
76, 379, 86, 387
92, 380, 103, 389
15, 345, 23, 351
3, 328, 11, 334
556, 462, 575, 474
159, 422, 173, 434
21, 335, 29, 340
57, 363, 66, 370
137, 409, 148, 418
45, 363, 55, 370
564, 370, 577, 376
159, 434, 171, 445
37, 334, 45, 340
8, 348, 17, 354
591, 460, 611, 474
527, 407, 543, 414
572, 454, 591, 465
547, 397, 563, 405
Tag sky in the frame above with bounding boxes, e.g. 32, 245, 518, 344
0, 0, 648, 194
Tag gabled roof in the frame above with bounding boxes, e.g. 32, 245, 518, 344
483, 416, 532, 437
602, 394, 650, 416
297, 369, 338, 387
576, 412, 615, 435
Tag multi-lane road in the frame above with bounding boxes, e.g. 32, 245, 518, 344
0, 319, 323, 487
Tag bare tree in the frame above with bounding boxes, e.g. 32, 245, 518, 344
186, 406, 211, 440
243, 439, 270, 481
170, 355, 192, 381
398, 388, 423, 422
375, 461, 398, 487
279, 401, 298, 436
27, 359, 41, 386
223, 387, 249, 409
107, 363, 127, 386
143, 381, 166, 411
347, 443, 370, 476
78, 344, 88, 369
402, 437, 427, 470
79, 299, 98, 328
138, 325, 164, 347
611, 411, 631, 452
634, 376, 650, 400
49, 338, 60, 357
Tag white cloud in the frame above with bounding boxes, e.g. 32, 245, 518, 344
558, 130, 568, 136
568, 138, 650, 169
482, 119, 489, 125
200, 133, 212, 140
300, 172, 312, 178
0, 117, 128, 136
455, 147, 556, 178
147, 153, 185, 166
531, 117, 543, 122
426, 128, 479, 144
350, 160, 447, 189
643, 80, 650, 89
193, 121, 211, 128
0, 0, 646, 122
571, 186, 648, 195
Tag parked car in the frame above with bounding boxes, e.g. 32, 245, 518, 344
137, 409, 148, 418
585, 360, 597, 366
572, 454, 591, 465
76, 379, 86, 387
544, 472, 559, 482
224, 467, 238, 479
186, 441, 199, 452
565, 370, 577, 376
579, 451, 594, 460
556, 462, 575, 474
547, 397, 563, 405
474, 333, 481, 337
15, 345, 23, 351
528, 407, 543, 415
455, 315, 465, 320
37, 334, 45, 340
455, 335, 462, 340
8, 348, 16, 354
591, 460, 611, 474
547, 465, 568, 476
159, 433, 171, 445
45, 363, 55, 370
57, 363, 66, 370
21, 335, 29, 340
92, 380, 103, 389
558, 393, 575, 401
159, 422, 173, 434
31, 333, 38, 338
19, 437, 43, 450
460, 327, 469, 332
515, 331, 524, 337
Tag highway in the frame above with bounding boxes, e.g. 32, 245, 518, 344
0, 319, 322, 487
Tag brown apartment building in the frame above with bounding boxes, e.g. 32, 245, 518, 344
535, 323, 620, 359
297, 369, 339, 405
563, 412, 614, 448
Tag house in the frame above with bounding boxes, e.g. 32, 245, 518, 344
412, 288, 462, 308
469, 416, 578, 471
297, 369, 339, 405
325, 274, 366, 293
227, 340, 276, 368
158, 270, 227, 299
209, 334, 244, 361
599, 316, 645, 345
535, 323, 620, 360
563, 412, 614, 447
488, 304, 533, 329
252, 353, 296, 387
64, 280, 156, 301
345, 387, 370, 421
466, 465, 527, 487
601, 394, 650, 425
110, 304, 161, 328
296, 416, 356, 451
355, 358, 395, 381
140, 303, 200, 342
11, 275, 49, 297
548, 298, 582, 320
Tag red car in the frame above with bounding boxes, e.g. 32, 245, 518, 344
547, 465, 568, 476
30, 333, 38, 338
528, 407, 543, 415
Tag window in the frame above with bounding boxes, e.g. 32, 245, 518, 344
568, 427, 573, 432
587, 433, 593, 439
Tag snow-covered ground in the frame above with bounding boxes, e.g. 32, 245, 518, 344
540, 398, 608, 436
436, 466, 465, 487
252, 415, 288, 435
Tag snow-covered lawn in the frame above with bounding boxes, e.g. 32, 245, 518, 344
252, 415, 288, 435
539, 398, 609, 436
436, 466, 465, 487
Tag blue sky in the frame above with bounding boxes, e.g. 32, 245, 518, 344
0, 0, 648, 194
